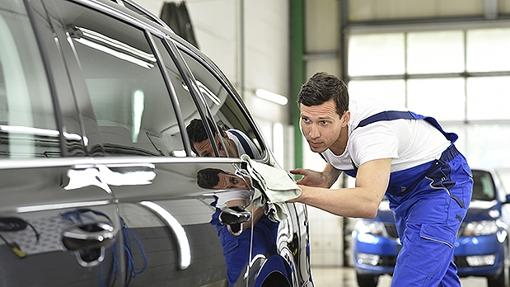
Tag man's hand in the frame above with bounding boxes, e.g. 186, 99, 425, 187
290, 169, 330, 188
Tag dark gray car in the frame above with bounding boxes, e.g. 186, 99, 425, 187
0, 0, 313, 286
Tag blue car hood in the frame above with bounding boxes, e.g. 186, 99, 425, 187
463, 200, 499, 222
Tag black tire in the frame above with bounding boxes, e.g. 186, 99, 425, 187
487, 271, 507, 287
356, 273, 379, 287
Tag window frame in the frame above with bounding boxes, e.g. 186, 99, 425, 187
47, 0, 194, 158
174, 39, 268, 160
0, 0, 67, 159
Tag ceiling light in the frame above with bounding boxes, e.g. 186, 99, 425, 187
255, 89, 288, 105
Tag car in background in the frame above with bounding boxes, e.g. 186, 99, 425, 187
352, 169, 510, 287
0, 0, 312, 286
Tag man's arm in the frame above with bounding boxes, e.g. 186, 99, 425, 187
290, 163, 341, 188
294, 158, 391, 218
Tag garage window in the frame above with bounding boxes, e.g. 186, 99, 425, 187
348, 28, 510, 122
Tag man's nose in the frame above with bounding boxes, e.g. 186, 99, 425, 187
308, 124, 320, 139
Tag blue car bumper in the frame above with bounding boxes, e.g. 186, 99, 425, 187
352, 231, 505, 277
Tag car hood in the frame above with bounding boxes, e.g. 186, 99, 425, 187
463, 200, 500, 222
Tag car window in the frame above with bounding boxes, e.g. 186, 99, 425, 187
152, 38, 214, 157
180, 51, 264, 159
0, 1, 60, 158
472, 170, 496, 201
54, 0, 185, 157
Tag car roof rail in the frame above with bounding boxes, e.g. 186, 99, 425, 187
114, 0, 174, 33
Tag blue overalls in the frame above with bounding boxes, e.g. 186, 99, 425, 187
344, 111, 473, 287
210, 200, 279, 286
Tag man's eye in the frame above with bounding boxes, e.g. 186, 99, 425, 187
319, 121, 329, 126
302, 118, 311, 124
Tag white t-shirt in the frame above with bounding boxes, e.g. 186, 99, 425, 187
226, 129, 262, 159
322, 100, 451, 173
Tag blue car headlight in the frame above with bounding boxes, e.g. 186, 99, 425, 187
462, 220, 498, 236
354, 220, 386, 236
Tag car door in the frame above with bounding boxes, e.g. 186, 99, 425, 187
0, 1, 123, 286
45, 1, 241, 285
175, 41, 306, 286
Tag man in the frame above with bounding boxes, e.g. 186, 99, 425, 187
186, 119, 261, 159
291, 72, 473, 286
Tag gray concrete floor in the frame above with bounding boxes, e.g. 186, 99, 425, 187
312, 267, 487, 286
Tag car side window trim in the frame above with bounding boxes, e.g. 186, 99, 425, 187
174, 41, 267, 155
24, 0, 66, 154
161, 37, 221, 157
146, 32, 192, 156
71, 0, 167, 38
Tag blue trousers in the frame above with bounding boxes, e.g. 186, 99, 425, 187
387, 147, 473, 286
215, 215, 278, 286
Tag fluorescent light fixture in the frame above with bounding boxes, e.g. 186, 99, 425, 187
139, 201, 191, 270
132, 90, 144, 143
255, 89, 288, 106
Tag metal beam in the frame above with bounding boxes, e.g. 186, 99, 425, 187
347, 15, 510, 34
290, 0, 305, 169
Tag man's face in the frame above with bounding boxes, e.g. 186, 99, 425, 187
214, 172, 249, 189
300, 99, 348, 153
192, 134, 228, 157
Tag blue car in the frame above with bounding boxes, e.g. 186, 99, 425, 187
352, 169, 510, 287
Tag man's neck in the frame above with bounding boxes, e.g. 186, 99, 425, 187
329, 127, 349, 156
227, 138, 239, 157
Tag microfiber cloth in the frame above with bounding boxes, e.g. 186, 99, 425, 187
240, 154, 301, 221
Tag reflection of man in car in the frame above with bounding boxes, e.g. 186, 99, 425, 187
197, 168, 252, 208
198, 168, 248, 190
186, 119, 261, 159
197, 168, 278, 286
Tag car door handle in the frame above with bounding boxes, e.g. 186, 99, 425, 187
220, 207, 251, 225
61, 222, 115, 251
220, 207, 251, 236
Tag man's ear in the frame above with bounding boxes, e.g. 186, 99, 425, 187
340, 111, 350, 127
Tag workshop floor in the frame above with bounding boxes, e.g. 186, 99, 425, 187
312, 267, 487, 286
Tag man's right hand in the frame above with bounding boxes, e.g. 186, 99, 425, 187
290, 169, 330, 188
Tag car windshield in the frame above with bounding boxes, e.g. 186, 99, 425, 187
471, 170, 496, 201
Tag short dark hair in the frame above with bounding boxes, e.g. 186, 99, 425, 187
197, 168, 223, 189
186, 119, 210, 145
186, 118, 225, 154
297, 72, 349, 116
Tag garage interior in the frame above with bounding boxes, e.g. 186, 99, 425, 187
134, 0, 509, 286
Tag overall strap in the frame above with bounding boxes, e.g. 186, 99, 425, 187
356, 110, 458, 143
228, 129, 255, 159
